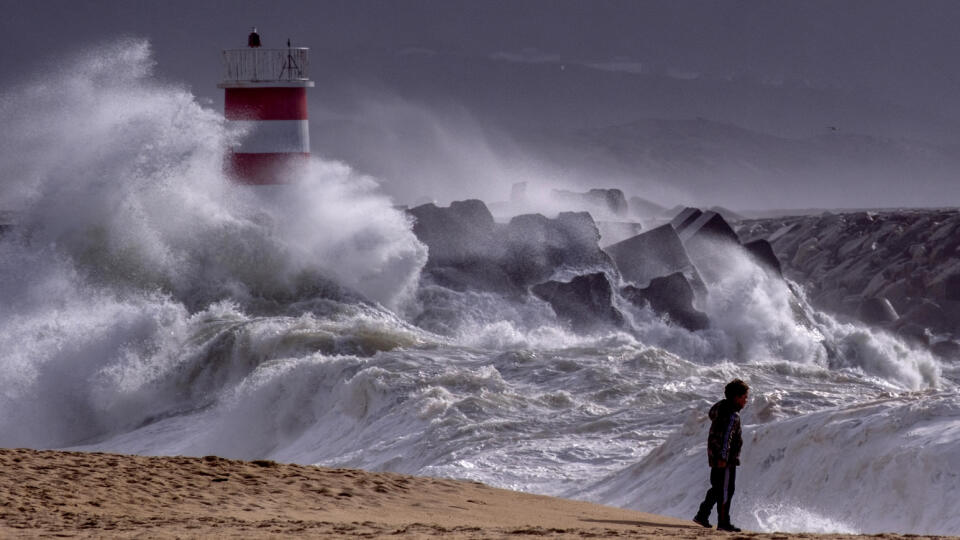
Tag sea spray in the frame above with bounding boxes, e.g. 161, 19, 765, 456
0, 39, 425, 312
0, 39, 426, 448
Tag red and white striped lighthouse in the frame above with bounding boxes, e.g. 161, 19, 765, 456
219, 31, 314, 185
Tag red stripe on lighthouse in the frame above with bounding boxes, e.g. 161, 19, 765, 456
224, 87, 308, 120
228, 153, 310, 185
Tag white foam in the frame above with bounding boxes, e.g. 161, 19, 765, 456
750, 505, 858, 534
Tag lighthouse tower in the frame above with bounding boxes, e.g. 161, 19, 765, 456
219, 30, 314, 184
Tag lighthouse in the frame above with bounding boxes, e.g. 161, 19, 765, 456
219, 30, 314, 184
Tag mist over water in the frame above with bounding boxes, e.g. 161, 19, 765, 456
1, 41, 957, 536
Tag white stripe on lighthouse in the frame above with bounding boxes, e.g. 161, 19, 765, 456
228, 119, 310, 154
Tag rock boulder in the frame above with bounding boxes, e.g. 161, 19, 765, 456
408, 200, 501, 266
504, 212, 613, 287
621, 272, 709, 331
744, 239, 783, 276
858, 297, 899, 325
532, 273, 625, 332
604, 224, 706, 295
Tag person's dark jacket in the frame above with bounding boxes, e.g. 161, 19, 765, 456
706, 398, 743, 468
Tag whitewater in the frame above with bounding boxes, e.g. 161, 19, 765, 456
0, 41, 957, 536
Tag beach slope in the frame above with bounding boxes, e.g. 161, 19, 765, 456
0, 448, 946, 538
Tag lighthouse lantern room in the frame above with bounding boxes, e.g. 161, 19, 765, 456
219, 29, 314, 185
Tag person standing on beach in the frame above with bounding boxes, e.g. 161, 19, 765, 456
693, 378, 749, 532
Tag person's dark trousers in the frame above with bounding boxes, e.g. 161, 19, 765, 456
696, 466, 737, 526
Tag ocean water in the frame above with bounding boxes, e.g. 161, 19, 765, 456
1, 41, 957, 535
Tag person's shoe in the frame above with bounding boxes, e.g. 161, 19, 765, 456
692, 514, 712, 528
717, 523, 742, 532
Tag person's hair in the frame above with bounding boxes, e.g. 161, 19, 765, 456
724, 379, 750, 399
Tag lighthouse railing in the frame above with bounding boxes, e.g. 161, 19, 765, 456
221, 48, 310, 83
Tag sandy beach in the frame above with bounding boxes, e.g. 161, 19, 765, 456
0, 448, 949, 539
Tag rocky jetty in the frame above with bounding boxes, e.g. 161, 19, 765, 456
408, 195, 958, 356
739, 209, 960, 355
408, 199, 760, 333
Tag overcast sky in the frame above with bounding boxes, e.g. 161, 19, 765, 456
2, 0, 958, 114
2, 1, 959, 209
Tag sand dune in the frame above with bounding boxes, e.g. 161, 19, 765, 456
0, 448, 948, 538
